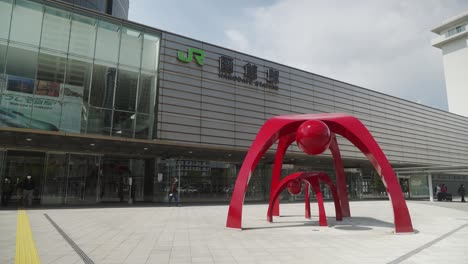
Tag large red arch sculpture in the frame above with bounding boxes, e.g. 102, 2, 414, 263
267, 171, 342, 227
226, 113, 413, 233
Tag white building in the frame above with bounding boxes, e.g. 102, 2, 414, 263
432, 11, 468, 117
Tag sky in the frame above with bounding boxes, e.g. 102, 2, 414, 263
129, 0, 468, 111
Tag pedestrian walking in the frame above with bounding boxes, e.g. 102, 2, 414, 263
458, 184, 465, 203
168, 176, 179, 206
1, 176, 13, 207
22, 175, 35, 207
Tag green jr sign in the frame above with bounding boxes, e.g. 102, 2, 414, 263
177, 47, 205, 66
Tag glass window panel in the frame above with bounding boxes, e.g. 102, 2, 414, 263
6, 45, 38, 80
36, 51, 66, 85
95, 20, 120, 63
40, 7, 70, 53
65, 57, 92, 104
119, 27, 141, 68
31, 97, 61, 131
0, 94, 32, 128
137, 72, 156, 114
10, 0, 43, 46
0, 0, 13, 40
134, 113, 152, 140
0, 74, 6, 92
90, 63, 116, 108
87, 107, 112, 135
112, 110, 134, 138
6, 75, 34, 94
60, 102, 86, 133
42, 153, 68, 204
69, 14, 96, 58
0, 41, 7, 74
115, 68, 138, 111
141, 33, 160, 72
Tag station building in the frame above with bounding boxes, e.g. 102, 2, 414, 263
0, 0, 467, 205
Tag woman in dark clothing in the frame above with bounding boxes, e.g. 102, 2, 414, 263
1, 176, 13, 207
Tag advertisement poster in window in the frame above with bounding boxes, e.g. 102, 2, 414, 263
63, 84, 84, 103
35, 80, 60, 97
7, 75, 34, 94
30, 95, 61, 131
0, 95, 61, 131
61, 84, 84, 133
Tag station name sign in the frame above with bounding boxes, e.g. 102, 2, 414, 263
177, 47, 279, 89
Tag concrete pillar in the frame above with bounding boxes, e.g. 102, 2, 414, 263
428, 173, 433, 202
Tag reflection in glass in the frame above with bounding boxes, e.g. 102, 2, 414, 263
42, 153, 68, 204
90, 63, 116, 108
36, 52, 66, 85
119, 27, 141, 68
6, 45, 38, 80
0, 0, 13, 40
60, 102, 85, 133
66, 154, 100, 204
115, 68, 138, 111
141, 33, 160, 72
0, 94, 32, 128
40, 7, 70, 52
10, 0, 43, 46
0, 74, 5, 92
135, 113, 152, 139
87, 107, 112, 135
95, 20, 120, 63
112, 110, 134, 138
69, 14, 96, 58
137, 72, 156, 114
65, 57, 92, 104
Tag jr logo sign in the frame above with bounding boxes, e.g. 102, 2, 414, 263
177, 47, 205, 66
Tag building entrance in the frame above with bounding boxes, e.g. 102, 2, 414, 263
65, 154, 101, 204
100, 157, 145, 203
0, 150, 148, 206
3, 150, 46, 205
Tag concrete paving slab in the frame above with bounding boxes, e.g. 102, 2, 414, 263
1, 201, 468, 263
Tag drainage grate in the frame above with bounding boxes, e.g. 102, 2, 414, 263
44, 214, 95, 264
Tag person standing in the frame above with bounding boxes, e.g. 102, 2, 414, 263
1, 176, 13, 207
458, 184, 465, 203
168, 176, 179, 206
22, 175, 35, 207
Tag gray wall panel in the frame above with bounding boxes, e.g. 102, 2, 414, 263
157, 32, 468, 167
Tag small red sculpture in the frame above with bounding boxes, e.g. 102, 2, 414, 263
286, 179, 302, 195
226, 113, 413, 233
268, 171, 342, 227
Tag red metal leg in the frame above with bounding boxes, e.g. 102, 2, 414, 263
309, 177, 327, 226
329, 135, 350, 217
319, 174, 342, 221
304, 182, 311, 219
270, 134, 296, 216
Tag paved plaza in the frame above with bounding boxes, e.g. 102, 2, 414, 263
1, 200, 468, 264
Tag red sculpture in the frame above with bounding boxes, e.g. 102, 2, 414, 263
226, 113, 413, 233
267, 171, 343, 227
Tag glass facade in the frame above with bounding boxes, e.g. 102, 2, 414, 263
0, 149, 148, 205
59, 0, 129, 20
0, 0, 160, 139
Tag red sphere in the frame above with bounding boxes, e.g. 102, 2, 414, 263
296, 120, 331, 155
287, 180, 302, 195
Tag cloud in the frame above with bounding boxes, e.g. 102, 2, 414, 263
224, 30, 250, 52
222, 0, 468, 110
